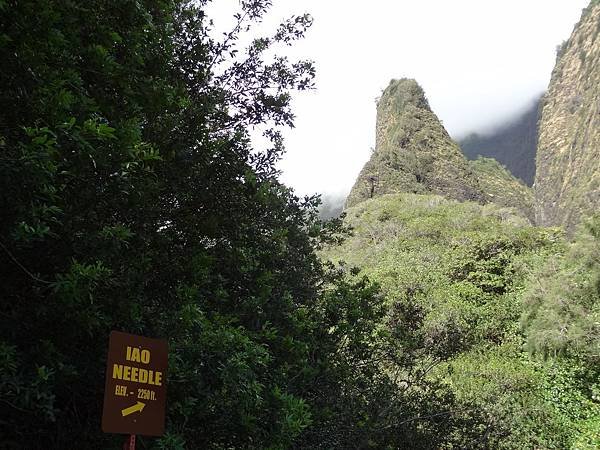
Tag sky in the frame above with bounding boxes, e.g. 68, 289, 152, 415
209, 0, 590, 198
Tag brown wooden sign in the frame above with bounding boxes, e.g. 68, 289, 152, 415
102, 331, 168, 436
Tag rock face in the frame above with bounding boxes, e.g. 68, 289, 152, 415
346, 79, 484, 208
534, 2, 600, 232
460, 97, 540, 186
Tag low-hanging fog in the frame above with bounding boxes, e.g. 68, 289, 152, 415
208, 0, 590, 208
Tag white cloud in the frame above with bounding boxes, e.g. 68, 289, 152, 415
208, 0, 590, 197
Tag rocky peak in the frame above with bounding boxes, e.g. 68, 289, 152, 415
346, 78, 484, 208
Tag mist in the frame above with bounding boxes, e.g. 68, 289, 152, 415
207, 0, 590, 201
455, 93, 545, 141
318, 192, 347, 220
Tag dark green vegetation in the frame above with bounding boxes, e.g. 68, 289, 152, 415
459, 97, 540, 186
0, 1, 389, 448
523, 215, 600, 364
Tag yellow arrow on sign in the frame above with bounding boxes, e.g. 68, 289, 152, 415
121, 401, 146, 417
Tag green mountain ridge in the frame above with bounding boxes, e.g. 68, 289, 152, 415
459, 97, 540, 186
347, 3, 600, 233
328, 3, 600, 447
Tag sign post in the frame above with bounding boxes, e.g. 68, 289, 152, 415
123, 434, 136, 450
102, 331, 168, 442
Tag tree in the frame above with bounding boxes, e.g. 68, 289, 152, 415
523, 214, 600, 364
0, 1, 350, 447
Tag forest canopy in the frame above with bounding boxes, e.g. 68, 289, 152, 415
0, 0, 362, 447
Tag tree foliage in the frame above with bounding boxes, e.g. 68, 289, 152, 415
0, 1, 383, 448
522, 214, 600, 364
324, 193, 600, 448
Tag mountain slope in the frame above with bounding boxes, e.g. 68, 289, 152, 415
459, 97, 540, 186
469, 157, 534, 222
322, 193, 600, 448
534, 2, 600, 232
346, 79, 484, 208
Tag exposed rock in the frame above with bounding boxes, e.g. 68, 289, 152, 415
346, 79, 484, 208
534, 2, 600, 232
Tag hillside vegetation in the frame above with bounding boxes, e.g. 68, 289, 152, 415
324, 193, 600, 448
468, 157, 534, 222
535, 1, 600, 232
